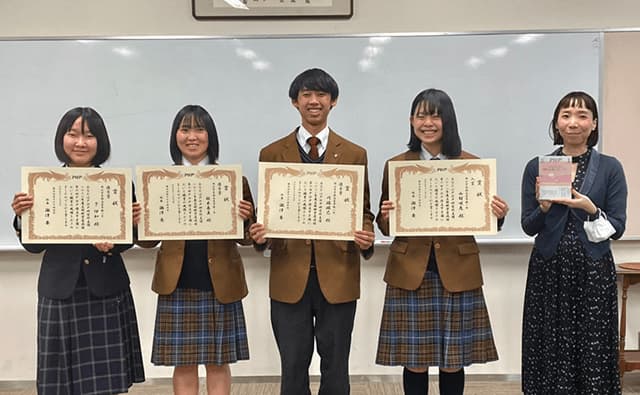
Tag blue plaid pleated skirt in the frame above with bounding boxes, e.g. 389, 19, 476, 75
151, 288, 249, 366
37, 284, 145, 395
376, 270, 498, 369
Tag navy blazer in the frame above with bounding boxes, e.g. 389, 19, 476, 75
521, 148, 627, 260
13, 182, 136, 300
14, 222, 133, 300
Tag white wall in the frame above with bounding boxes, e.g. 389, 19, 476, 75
3, 242, 640, 380
1, 0, 640, 38
2, 0, 640, 381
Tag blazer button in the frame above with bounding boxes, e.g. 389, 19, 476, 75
305, 239, 311, 245
83, 258, 90, 265
433, 242, 441, 249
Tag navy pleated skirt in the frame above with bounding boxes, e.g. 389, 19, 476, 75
37, 284, 145, 395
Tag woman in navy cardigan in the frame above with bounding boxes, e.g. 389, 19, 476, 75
11, 107, 145, 395
520, 92, 627, 394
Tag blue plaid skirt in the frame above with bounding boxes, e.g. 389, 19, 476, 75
376, 270, 497, 369
37, 284, 145, 395
152, 288, 249, 366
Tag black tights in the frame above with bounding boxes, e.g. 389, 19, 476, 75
439, 369, 465, 395
402, 367, 465, 395
402, 368, 428, 395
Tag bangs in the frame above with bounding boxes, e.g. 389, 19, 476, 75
301, 83, 320, 91
300, 81, 330, 94
82, 116, 99, 135
179, 113, 206, 129
556, 91, 596, 115
414, 100, 440, 116
69, 112, 93, 135
560, 97, 587, 110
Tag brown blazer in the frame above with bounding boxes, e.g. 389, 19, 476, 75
377, 150, 483, 292
139, 176, 256, 303
258, 129, 375, 304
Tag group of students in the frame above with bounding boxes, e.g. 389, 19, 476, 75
10, 68, 627, 395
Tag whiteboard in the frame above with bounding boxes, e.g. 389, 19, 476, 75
0, 32, 601, 247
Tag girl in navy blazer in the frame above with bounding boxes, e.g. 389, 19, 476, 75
11, 107, 144, 395
521, 92, 627, 394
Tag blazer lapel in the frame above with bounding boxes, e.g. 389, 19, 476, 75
278, 129, 303, 163
323, 130, 343, 164
580, 148, 600, 195
404, 151, 421, 161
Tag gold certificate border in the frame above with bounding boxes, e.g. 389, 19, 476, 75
257, 162, 364, 240
263, 166, 360, 238
390, 159, 497, 236
138, 166, 242, 240
24, 168, 129, 242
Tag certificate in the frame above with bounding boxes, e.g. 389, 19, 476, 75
136, 165, 243, 240
388, 159, 497, 236
21, 167, 132, 244
257, 162, 364, 240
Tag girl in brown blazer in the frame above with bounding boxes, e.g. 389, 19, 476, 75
136, 105, 256, 395
374, 89, 509, 395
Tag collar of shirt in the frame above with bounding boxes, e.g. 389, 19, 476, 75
181, 155, 210, 166
419, 146, 447, 161
297, 125, 330, 157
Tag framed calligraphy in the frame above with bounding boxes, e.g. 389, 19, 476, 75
192, 0, 353, 19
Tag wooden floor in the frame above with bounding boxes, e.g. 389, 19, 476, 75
2, 374, 640, 394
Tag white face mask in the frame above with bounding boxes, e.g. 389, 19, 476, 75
583, 209, 616, 243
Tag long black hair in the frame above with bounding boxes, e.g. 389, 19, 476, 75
407, 89, 462, 157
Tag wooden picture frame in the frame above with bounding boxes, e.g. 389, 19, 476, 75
192, 0, 353, 19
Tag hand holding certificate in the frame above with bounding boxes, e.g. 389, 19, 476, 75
388, 159, 497, 236
21, 167, 133, 244
257, 162, 364, 240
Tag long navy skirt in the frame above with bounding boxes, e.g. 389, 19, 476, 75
37, 284, 145, 395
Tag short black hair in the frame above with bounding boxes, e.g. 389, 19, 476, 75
549, 91, 599, 147
407, 89, 462, 157
169, 105, 219, 165
288, 68, 339, 101
54, 107, 110, 166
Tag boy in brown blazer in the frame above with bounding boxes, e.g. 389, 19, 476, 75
250, 68, 375, 395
